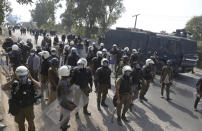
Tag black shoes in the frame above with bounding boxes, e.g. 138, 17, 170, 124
142, 97, 148, 102
101, 102, 108, 107
60, 125, 70, 131
117, 117, 123, 126
97, 104, 101, 111
83, 110, 91, 116
121, 115, 130, 123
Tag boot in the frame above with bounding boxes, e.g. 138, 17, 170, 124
129, 104, 133, 112
117, 116, 122, 126
83, 105, 91, 116
60, 125, 70, 131
194, 97, 200, 111
97, 103, 101, 111
75, 112, 79, 119
101, 101, 108, 107
142, 96, 148, 102
83, 110, 91, 116
121, 114, 130, 123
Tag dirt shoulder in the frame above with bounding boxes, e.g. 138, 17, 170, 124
0, 34, 17, 131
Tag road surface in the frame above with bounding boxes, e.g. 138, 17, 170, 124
0, 29, 202, 131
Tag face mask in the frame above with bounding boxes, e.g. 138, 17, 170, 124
51, 52, 56, 56
30, 53, 34, 56
18, 76, 28, 85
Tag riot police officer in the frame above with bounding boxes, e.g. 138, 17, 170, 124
130, 62, 144, 111
71, 58, 93, 117
40, 51, 50, 107
58, 65, 75, 130
96, 58, 111, 111
115, 65, 133, 126
139, 59, 154, 102
67, 47, 80, 67
8, 44, 23, 72
48, 58, 59, 105
2, 66, 40, 131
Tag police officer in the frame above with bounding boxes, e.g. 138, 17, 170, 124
99, 43, 104, 51
150, 51, 159, 81
160, 60, 173, 101
58, 65, 75, 130
48, 58, 59, 105
130, 49, 138, 65
62, 34, 66, 42
130, 62, 144, 111
71, 58, 93, 117
194, 78, 202, 111
40, 51, 50, 107
8, 44, 23, 72
115, 55, 130, 79
67, 47, 80, 67
139, 59, 154, 102
53, 35, 59, 46
2, 66, 40, 131
49, 48, 59, 60
63, 44, 70, 65
92, 51, 103, 75
110, 44, 121, 73
86, 46, 95, 68
26, 39, 33, 51
2, 37, 13, 53
92, 42, 98, 56
27, 49, 41, 81
102, 48, 109, 60
115, 65, 133, 126
123, 47, 130, 57
96, 58, 111, 111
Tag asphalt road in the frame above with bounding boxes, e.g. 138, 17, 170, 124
2, 29, 202, 131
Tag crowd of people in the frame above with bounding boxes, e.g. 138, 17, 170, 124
0, 27, 201, 131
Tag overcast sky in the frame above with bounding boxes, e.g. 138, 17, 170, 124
9, 0, 202, 33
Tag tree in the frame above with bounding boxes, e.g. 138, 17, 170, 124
0, 0, 12, 25
31, 0, 61, 28
185, 16, 202, 41
0, 0, 33, 25
61, 0, 124, 37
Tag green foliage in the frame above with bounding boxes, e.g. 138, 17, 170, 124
16, 0, 33, 4
31, 0, 61, 28
61, 0, 124, 38
185, 16, 202, 41
0, 0, 12, 25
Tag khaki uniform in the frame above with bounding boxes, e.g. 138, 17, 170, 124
116, 77, 132, 117
160, 65, 173, 99
48, 67, 59, 105
15, 106, 35, 131
80, 86, 91, 111
97, 84, 109, 104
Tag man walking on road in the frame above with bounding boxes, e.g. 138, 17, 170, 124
160, 60, 173, 101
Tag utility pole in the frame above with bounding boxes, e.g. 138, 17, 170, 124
132, 14, 140, 28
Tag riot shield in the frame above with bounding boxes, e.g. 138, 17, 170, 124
37, 84, 88, 130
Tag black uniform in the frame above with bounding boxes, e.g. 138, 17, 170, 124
9, 79, 37, 131
71, 67, 93, 114
67, 53, 80, 67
